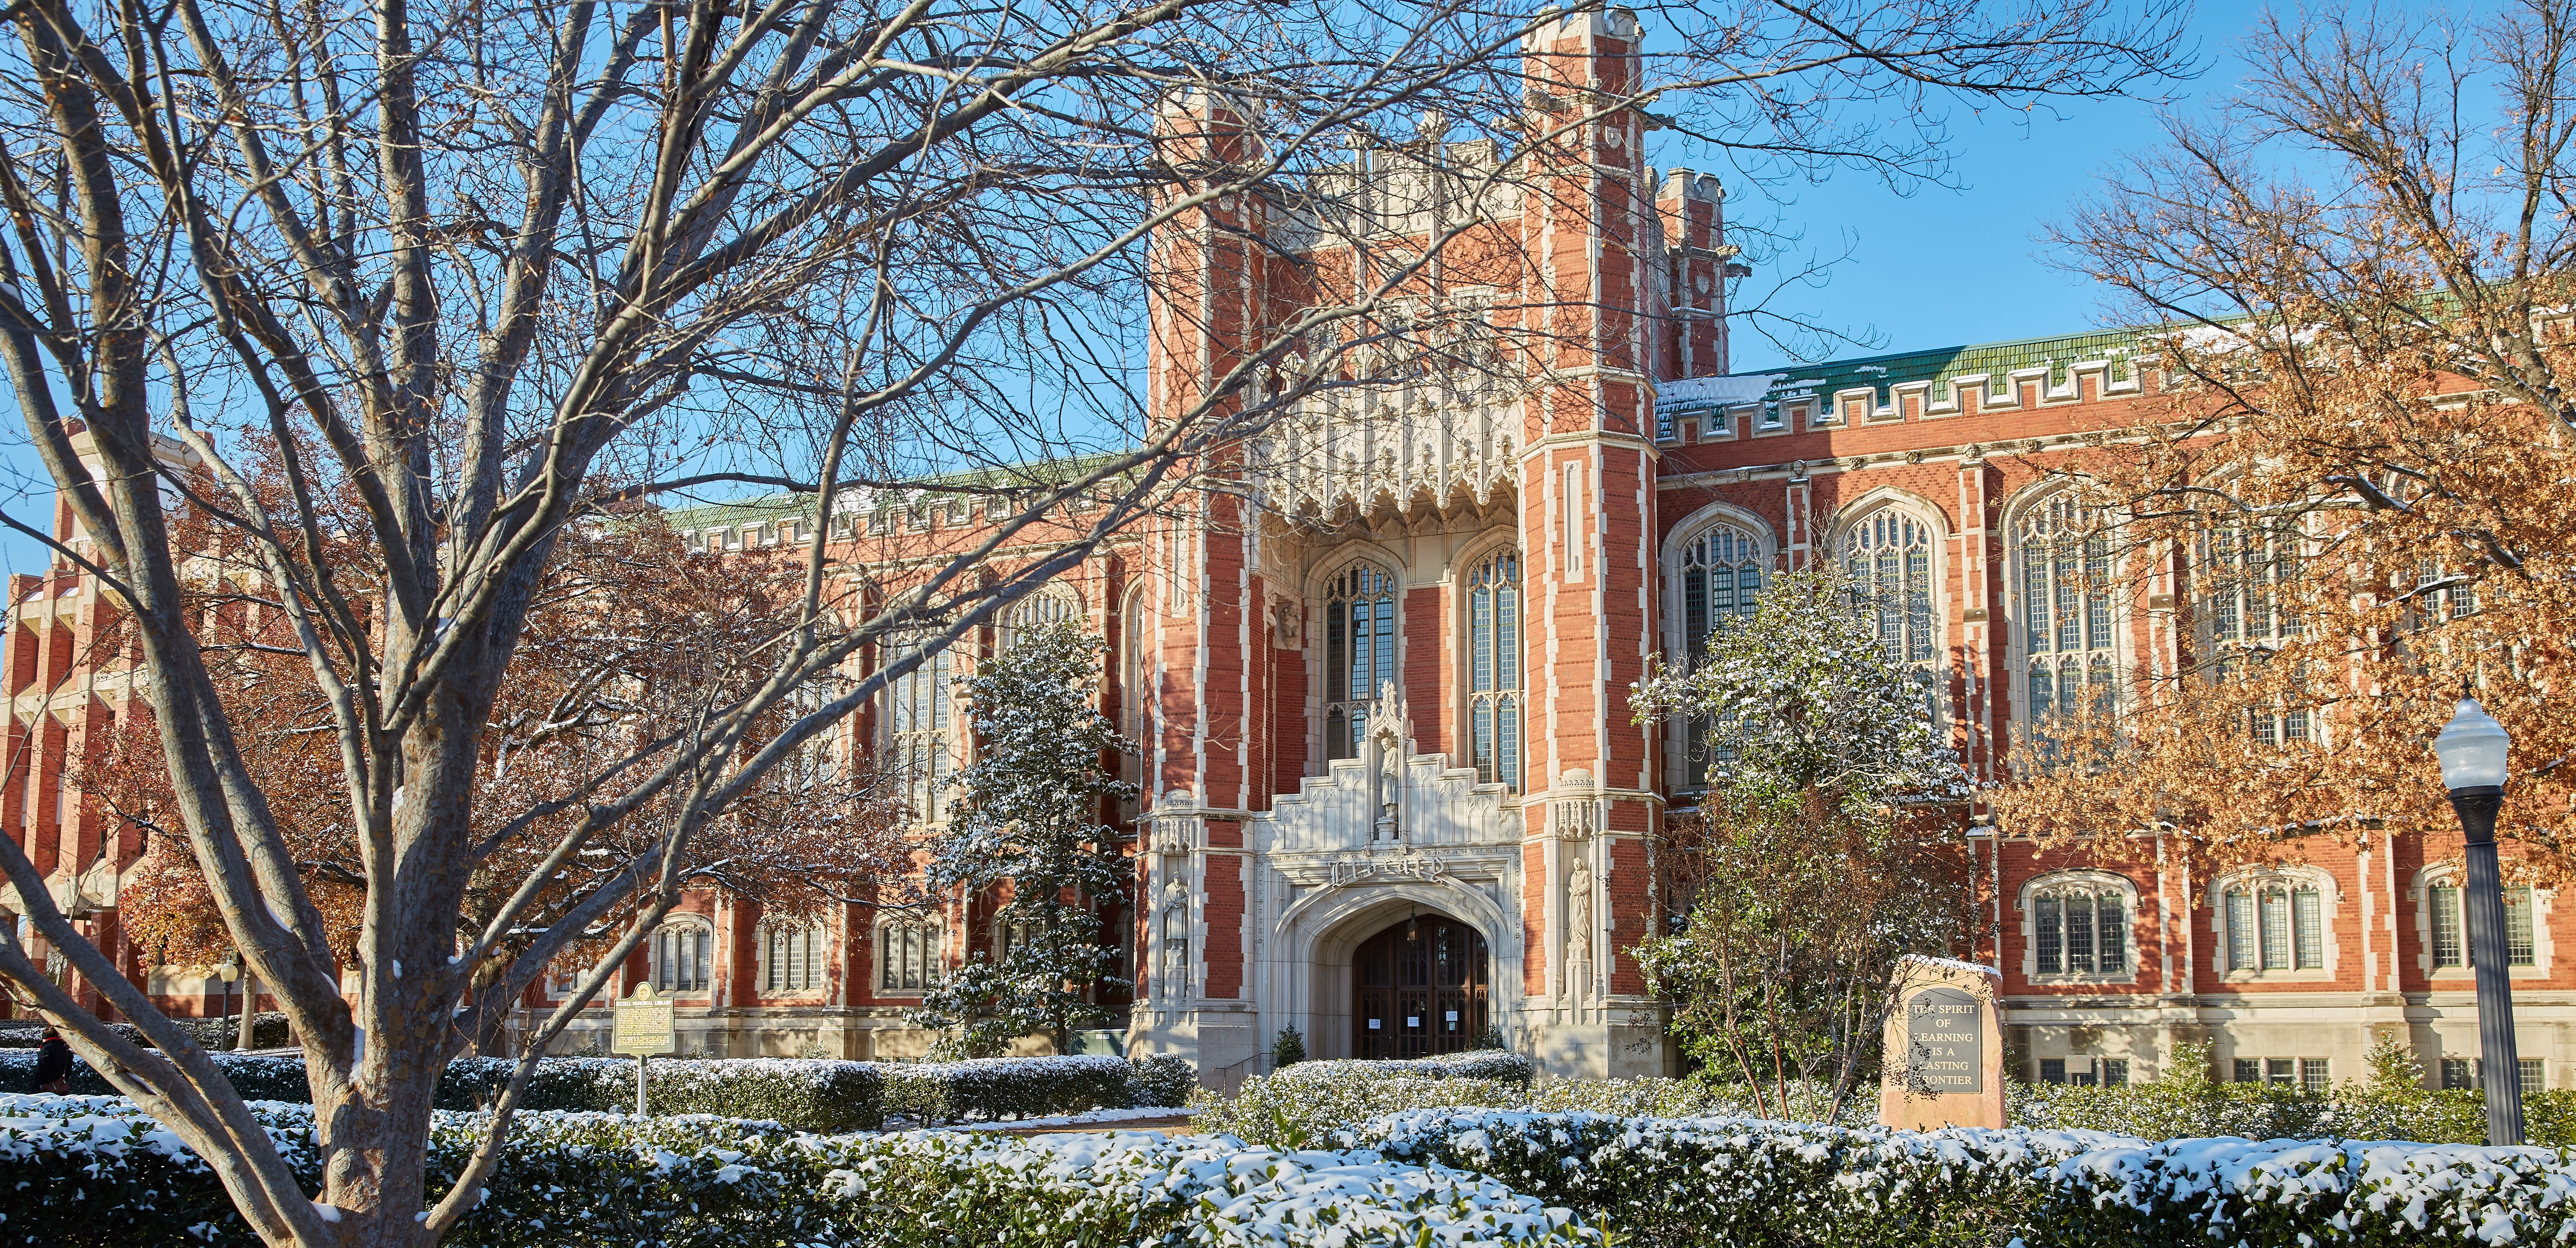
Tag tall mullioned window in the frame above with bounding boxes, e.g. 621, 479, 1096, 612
1324, 559, 1398, 761
1466, 550, 1522, 789
1678, 523, 1766, 776
1843, 509, 1939, 720
2204, 520, 2308, 745
2016, 495, 2118, 741
999, 587, 1077, 651
885, 634, 953, 820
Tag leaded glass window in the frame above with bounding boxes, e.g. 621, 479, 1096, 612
1324, 560, 1398, 761
2032, 882, 2130, 976
877, 922, 941, 993
1842, 509, 1939, 720
2429, 882, 2537, 968
1466, 550, 1522, 789
653, 924, 711, 993
2222, 882, 2327, 972
1677, 523, 1765, 776
885, 634, 953, 820
2017, 496, 2118, 747
763, 923, 823, 992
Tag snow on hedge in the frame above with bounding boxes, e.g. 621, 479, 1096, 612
1352, 1109, 2576, 1246
0, 1095, 1596, 1248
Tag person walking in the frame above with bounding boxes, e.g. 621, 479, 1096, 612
30, 1027, 72, 1095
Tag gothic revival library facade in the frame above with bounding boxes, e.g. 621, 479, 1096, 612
4, 9, 2565, 1092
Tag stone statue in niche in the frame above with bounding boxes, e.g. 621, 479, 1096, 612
1366, 680, 1407, 842
1565, 855, 1595, 1001
1157, 878, 1190, 998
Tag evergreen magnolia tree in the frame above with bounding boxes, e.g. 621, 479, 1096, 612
1630, 568, 1972, 1120
916, 621, 1138, 1056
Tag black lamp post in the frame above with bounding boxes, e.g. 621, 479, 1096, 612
2434, 697, 2523, 1147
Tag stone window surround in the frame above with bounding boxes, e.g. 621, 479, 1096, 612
2208, 865, 2339, 984
2015, 868, 2142, 986
2410, 863, 2553, 981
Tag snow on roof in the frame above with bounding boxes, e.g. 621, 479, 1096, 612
1656, 373, 1785, 408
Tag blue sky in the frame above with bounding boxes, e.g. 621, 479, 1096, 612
0, 1, 2273, 577
1721, 0, 2270, 373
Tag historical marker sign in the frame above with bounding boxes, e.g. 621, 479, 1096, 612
1904, 986, 1984, 1094
612, 984, 676, 1056
1878, 956, 2004, 1131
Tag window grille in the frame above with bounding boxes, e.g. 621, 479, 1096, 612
885, 635, 953, 820
2016, 496, 2117, 754
1323, 560, 1398, 761
878, 922, 940, 993
2430, 883, 2537, 968
2223, 882, 2326, 972
1842, 509, 1939, 721
1677, 523, 1765, 775
653, 925, 710, 993
2032, 884, 2129, 975
1466, 550, 1522, 789
763, 923, 822, 992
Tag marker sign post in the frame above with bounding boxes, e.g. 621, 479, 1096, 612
1878, 955, 2004, 1131
612, 984, 676, 1116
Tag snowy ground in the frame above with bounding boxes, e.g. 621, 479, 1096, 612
932, 1105, 1197, 1131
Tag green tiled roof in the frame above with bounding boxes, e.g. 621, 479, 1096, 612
1730, 327, 2142, 408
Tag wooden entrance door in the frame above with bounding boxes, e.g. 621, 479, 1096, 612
1353, 915, 1490, 1059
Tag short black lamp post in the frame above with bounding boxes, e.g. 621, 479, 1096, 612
2434, 698, 2523, 1146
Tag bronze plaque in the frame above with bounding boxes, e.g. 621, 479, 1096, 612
1904, 985, 1983, 1094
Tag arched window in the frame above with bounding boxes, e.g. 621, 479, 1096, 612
999, 586, 1078, 651
2217, 874, 2329, 973
652, 922, 711, 993
2015, 495, 2118, 746
761, 921, 824, 992
1119, 586, 1151, 793
877, 920, 941, 994
1841, 506, 1940, 720
1465, 549, 1522, 789
1672, 520, 1768, 780
884, 633, 953, 820
2026, 875, 2131, 978
1679, 524, 1765, 656
1323, 559, 1399, 761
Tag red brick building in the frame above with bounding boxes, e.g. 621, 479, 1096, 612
6, 9, 2557, 1092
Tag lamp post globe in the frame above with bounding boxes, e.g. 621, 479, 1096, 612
2436, 697, 2522, 1146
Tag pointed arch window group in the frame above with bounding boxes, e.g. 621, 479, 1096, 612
1466, 550, 1522, 789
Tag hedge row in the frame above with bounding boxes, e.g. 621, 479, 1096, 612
1196, 1063, 1764, 1146
0, 1051, 1193, 1131
0, 1012, 291, 1051
1352, 1109, 2576, 1248
0, 1096, 1598, 1248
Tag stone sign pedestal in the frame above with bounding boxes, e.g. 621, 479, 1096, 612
1878, 956, 2005, 1131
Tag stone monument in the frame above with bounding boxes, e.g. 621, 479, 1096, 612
1877, 955, 2005, 1131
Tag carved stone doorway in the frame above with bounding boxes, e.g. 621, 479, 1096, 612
1352, 914, 1489, 1059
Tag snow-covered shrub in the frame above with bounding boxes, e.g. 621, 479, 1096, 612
1127, 1053, 1197, 1108
171, 1011, 291, 1051
0, 1095, 1603, 1248
824, 1127, 1602, 1248
1353, 1109, 2576, 1248
881, 1053, 1135, 1123
0, 1049, 310, 1100
1192, 1070, 1531, 1145
438, 1056, 888, 1131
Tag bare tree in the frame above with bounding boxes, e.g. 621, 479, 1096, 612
0, 0, 2187, 1241
1999, 0, 2576, 869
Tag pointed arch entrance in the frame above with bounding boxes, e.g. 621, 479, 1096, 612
1352, 914, 1490, 1058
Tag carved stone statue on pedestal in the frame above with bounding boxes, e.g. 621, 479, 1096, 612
1565, 855, 1595, 1001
